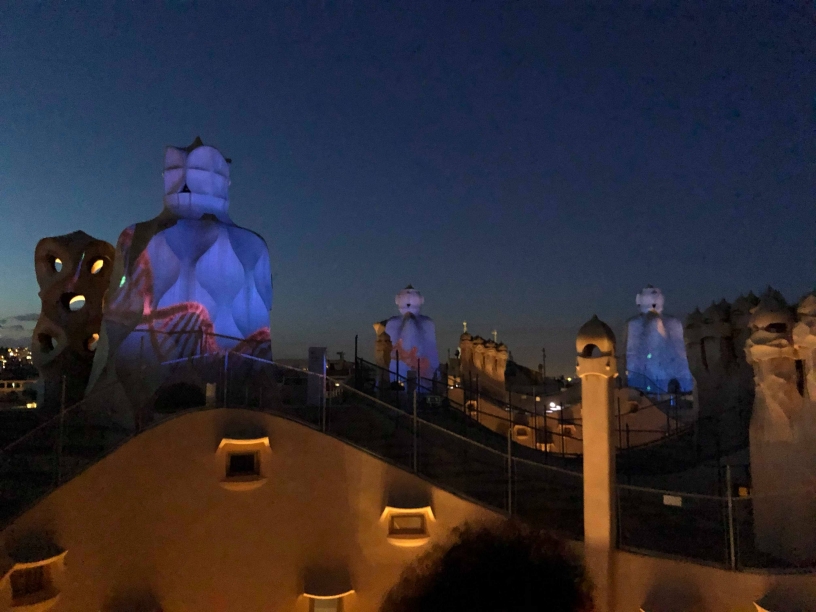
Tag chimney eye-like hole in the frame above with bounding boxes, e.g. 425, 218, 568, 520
38, 333, 57, 353
89, 258, 105, 275
764, 323, 787, 334
61, 293, 86, 312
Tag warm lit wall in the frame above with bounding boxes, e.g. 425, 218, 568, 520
4, 409, 816, 612
611, 548, 816, 612
0, 410, 501, 612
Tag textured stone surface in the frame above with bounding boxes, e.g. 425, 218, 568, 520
32, 231, 114, 413
748, 289, 816, 563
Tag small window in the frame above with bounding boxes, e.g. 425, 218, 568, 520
313, 598, 341, 612
10, 566, 46, 600
389, 514, 426, 537
227, 452, 258, 477
513, 425, 531, 440
217, 437, 269, 491
382, 506, 434, 547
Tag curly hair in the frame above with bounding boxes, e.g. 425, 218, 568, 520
380, 520, 593, 612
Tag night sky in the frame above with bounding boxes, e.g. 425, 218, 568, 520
1, 1, 814, 374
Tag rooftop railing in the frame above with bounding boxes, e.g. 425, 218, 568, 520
0, 330, 807, 573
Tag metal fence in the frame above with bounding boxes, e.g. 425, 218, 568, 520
0, 349, 584, 541
354, 357, 585, 460
617, 467, 816, 572
270, 356, 585, 541
1, 340, 811, 573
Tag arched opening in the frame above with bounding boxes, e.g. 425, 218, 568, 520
580, 344, 603, 358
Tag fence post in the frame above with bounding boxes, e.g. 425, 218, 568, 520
412, 390, 418, 473
726, 464, 736, 570
395, 350, 400, 410
508, 389, 513, 436
138, 335, 145, 433
543, 410, 549, 460
322, 371, 327, 433
476, 373, 481, 423
507, 426, 513, 516
354, 334, 359, 390
223, 352, 229, 407
56, 375, 66, 486
533, 392, 538, 449
560, 407, 565, 458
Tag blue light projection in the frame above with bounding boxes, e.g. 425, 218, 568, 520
385, 285, 440, 383
87, 138, 273, 419
625, 286, 694, 394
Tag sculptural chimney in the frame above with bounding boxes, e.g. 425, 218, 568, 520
576, 315, 617, 612
747, 289, 816, 563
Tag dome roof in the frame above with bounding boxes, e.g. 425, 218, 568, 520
749, 289, 793, 332
685, 307, 704, 328
797, 292, 816, 318
703, 300, 730, 322
731, 293, 759, 316
576, 315, 615, 356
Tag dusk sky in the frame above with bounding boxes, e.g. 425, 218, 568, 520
1, 1, 814, 374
